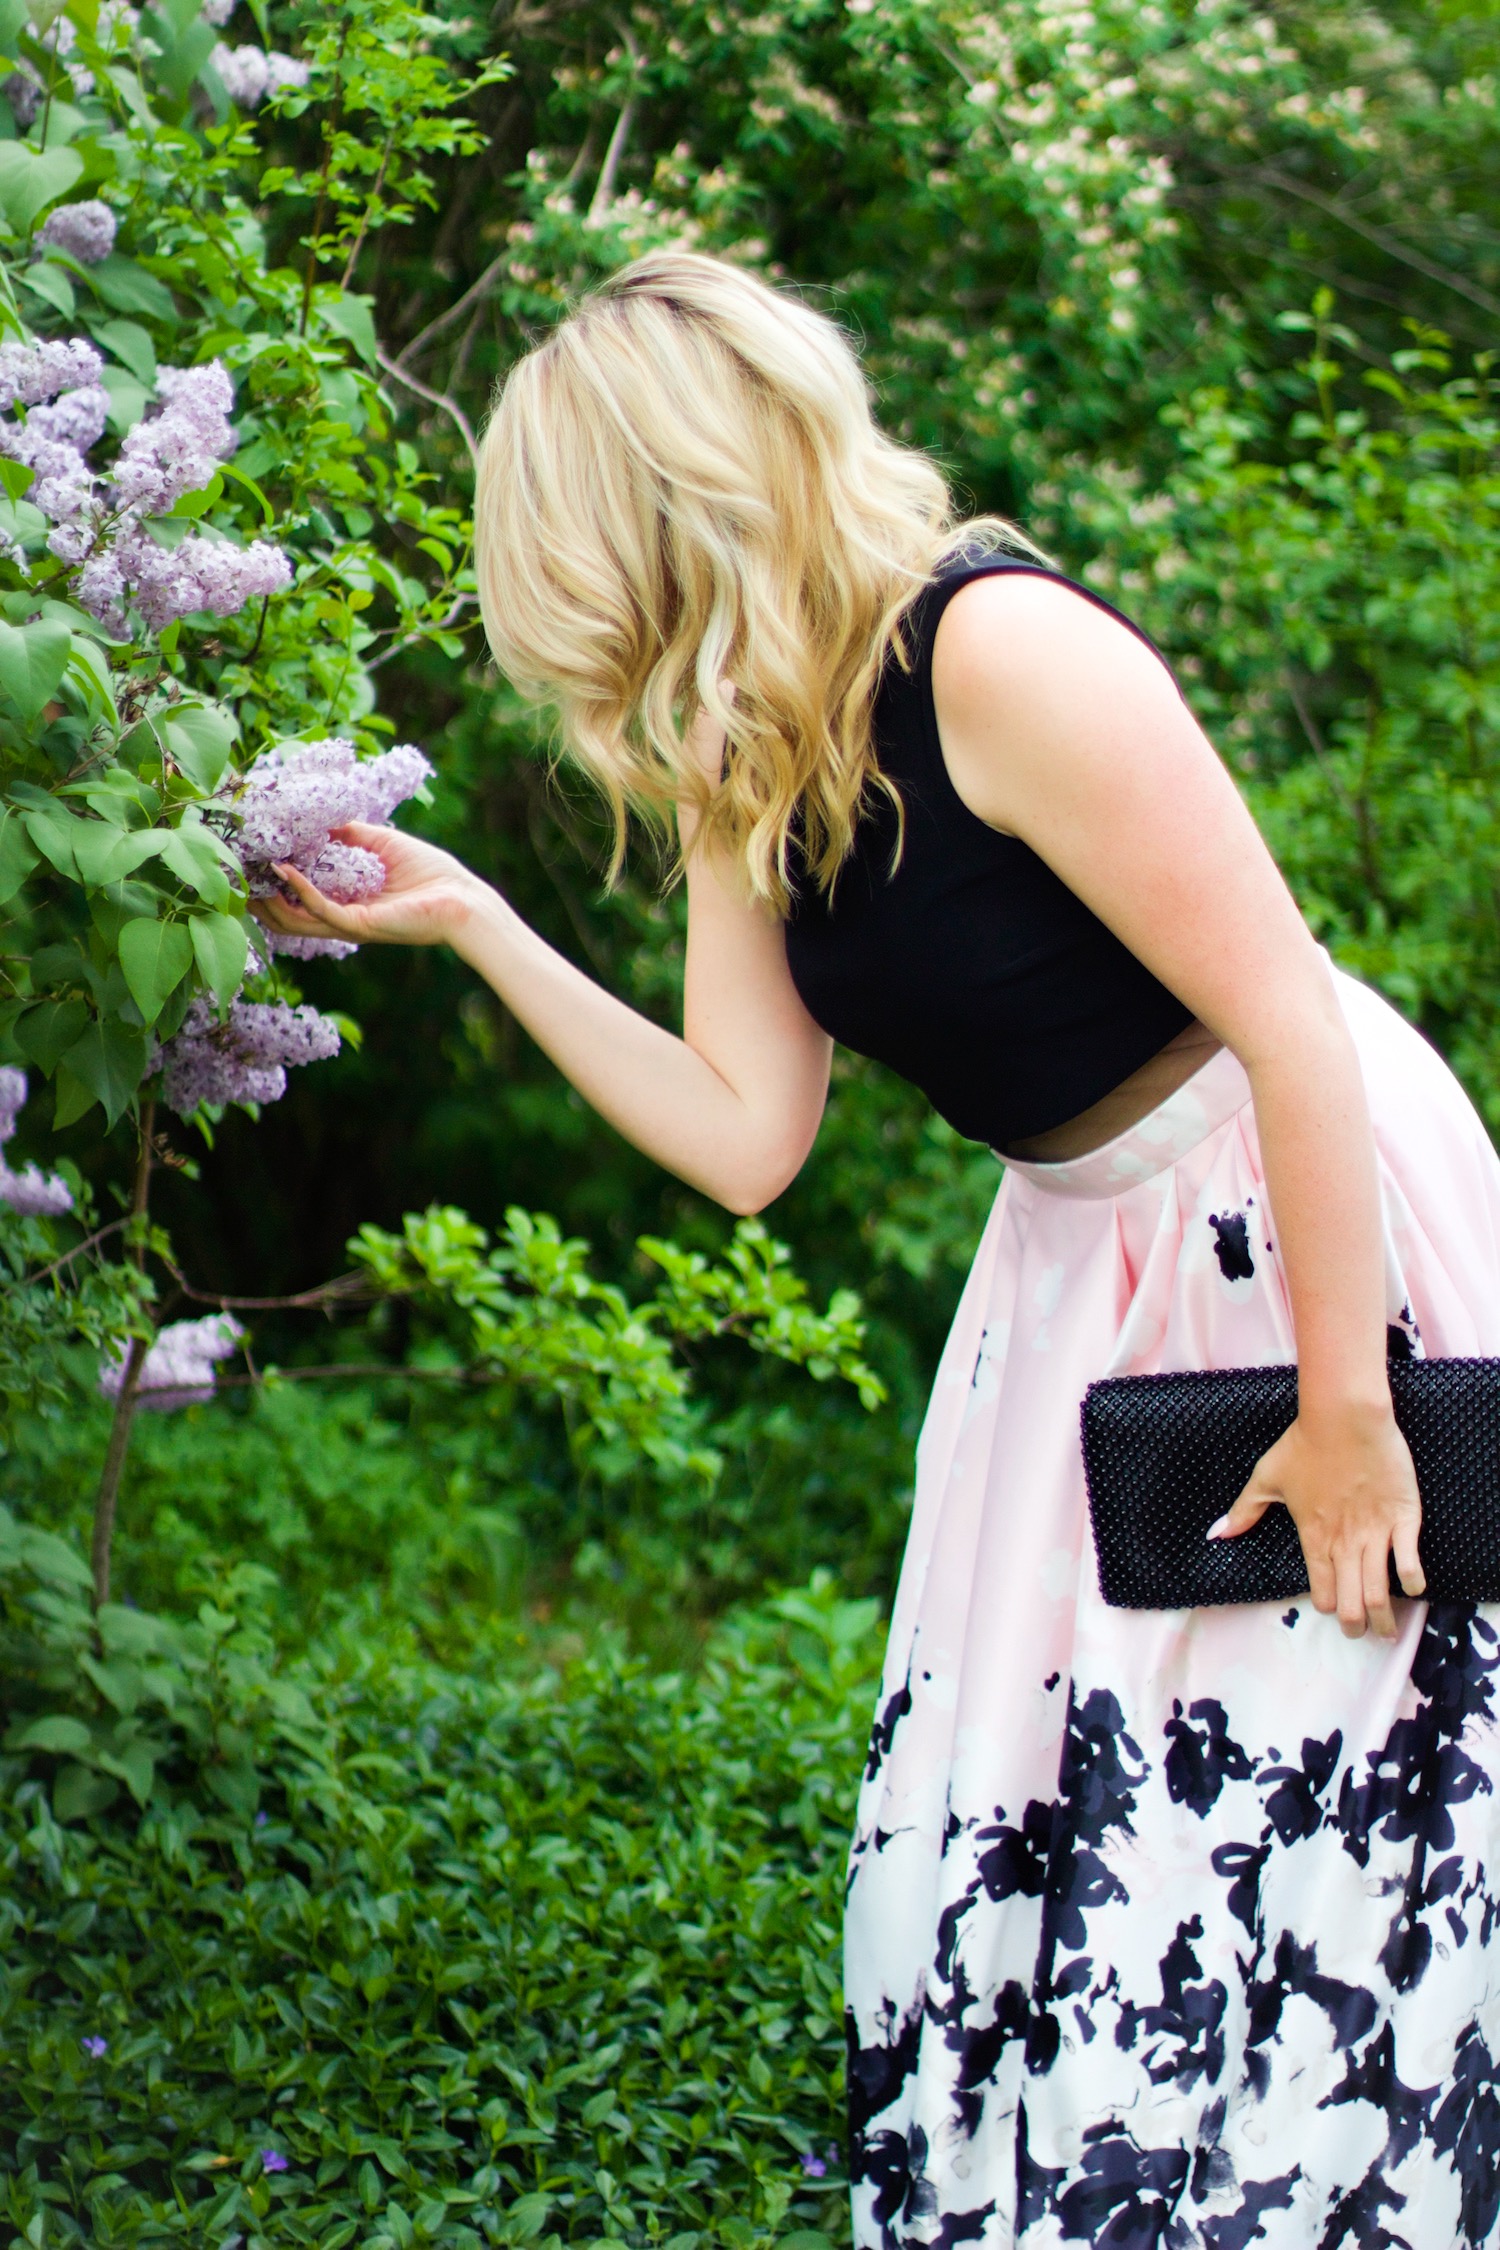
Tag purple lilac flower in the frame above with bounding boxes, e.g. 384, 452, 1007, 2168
211, 44, 310, 106
0, 338, 104, 414
231, 738, 432, 903
0, 383, 109, 523
0, 1067, 74, 1218
260, 2150, 289, 2174
38, 201, 119, 267
81, 2036, 108, 2058
202, 0, 236, 22
254, 1809, 269, 1826
99, 1310, 244, 1410
112, 361, 236, 515
89, 521, 292, 634
156, 996, 341, 1115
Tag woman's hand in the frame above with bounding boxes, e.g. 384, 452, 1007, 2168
252, 821, 493, 949
1212, 1401, 1425, 1638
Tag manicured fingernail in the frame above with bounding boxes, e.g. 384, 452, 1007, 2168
1206, 1514, 1232, 1539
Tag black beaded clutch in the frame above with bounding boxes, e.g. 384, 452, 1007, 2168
1081, 1355, 1500, 1608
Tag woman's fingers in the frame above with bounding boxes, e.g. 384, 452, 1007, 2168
1332, 1543, 1371, 1637
269, 862, 365, 937
1361, 1538, 1397, 1640
1209, 1456, 1278, 1540
1392, 1511, 1425, 1599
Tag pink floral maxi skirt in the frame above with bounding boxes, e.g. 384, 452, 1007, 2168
846, 970, 1500, 2250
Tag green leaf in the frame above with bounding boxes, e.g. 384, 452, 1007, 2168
0, 144, 84, 233
118, 915, 193, 1023
190, 910, 248, 1002
17, 258, 76, 319
0, 617, 71, 724
62, 1016, 149, 1127
161, 700, 237, 791
0, 804, 38, 904
20, 801, 78, 878
70, 820, 159, 887
14, 996, 89, 1072
53, 1764, 119, 1822
6, 1714, 92, 1756
155, 823, 234, 907
84, 253, 177, 323
50, 1063, 95, 1129
92, 315, 157, 387
319, 288, 378, 367
0, 455, 33, 502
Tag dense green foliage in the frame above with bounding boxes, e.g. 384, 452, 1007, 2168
1, 1577, 879, 2246
0, 0, 1496, 2237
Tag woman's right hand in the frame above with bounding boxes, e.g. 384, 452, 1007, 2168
252, 821, 494, 951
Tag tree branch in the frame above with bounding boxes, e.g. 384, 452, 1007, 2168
375, 347, 479, 473
396, 247, 510, 369
1249, 165, 1500, 322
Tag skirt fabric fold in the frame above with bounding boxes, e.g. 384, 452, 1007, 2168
846, 970, 1500, 2250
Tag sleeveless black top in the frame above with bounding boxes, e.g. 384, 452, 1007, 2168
783, 557, 1195, 1148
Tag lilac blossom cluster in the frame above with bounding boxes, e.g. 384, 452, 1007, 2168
211, 43, 310, 105
156, 997, 341, 1116
99, 1311, 244, 1411
0, 339, 292, 633
37, 200, 118, 267
0, 1066, 73, 1218
232, 737, 433, 903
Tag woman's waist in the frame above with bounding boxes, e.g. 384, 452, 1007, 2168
1000, 1019, 1225, 1165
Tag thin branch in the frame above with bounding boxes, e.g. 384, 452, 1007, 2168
396, 247, 511, 369
365, 591, 479, 673
587, 18, 644, 224
375, 347, 480, 473
90, 1105, 155, 1612
587, 92, 638, 223
216, 1359, 500, 1389
159, 1263, 374, 1313
22, 1216, 129, 1289
1282, 667, 1358, 823
340, 123, 399, 290
1249, 165, 1500, 322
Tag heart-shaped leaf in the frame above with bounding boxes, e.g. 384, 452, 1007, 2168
118, 916, 193, 1024
0, 144, 84, 234
62, 1017, 149, 1127
190, 910, 248, 1002
0, 618, 71, 725
15, 997, 89, 1073
160, 701, 237, 793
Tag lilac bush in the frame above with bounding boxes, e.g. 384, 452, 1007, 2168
0, 340, 293, 630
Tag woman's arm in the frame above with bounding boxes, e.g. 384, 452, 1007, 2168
933, 573, 1424, 1640
254, 719, 831, 1217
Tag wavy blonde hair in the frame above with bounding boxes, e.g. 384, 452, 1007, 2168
475, 249, 1030, 909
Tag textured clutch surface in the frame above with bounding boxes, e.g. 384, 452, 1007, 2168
1081, 1355, 1500, 1608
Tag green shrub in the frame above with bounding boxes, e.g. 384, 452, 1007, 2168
0, 1577, 879, 2250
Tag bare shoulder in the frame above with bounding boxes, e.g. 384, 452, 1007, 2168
932, 568, 1170, 717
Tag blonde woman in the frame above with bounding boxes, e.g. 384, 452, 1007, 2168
260, 253, 1500, 2247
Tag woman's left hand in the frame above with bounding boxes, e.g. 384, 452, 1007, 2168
1212, 1402, 1425, 1639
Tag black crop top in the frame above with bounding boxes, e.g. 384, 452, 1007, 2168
783, 556, 1194, 1148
